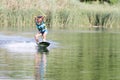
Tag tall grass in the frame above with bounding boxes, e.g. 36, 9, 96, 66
0, 0, 47, 31
0, 0, 120, 31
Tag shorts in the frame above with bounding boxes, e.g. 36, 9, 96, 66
39, 29, 48, 35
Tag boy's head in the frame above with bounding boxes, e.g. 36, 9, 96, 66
37, 16, 44, 23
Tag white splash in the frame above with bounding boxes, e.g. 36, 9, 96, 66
3, 42, 37, 53
0, 34, 59, 54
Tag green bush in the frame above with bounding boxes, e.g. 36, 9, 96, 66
87, 11, 111, 29
110, 0, 119, 4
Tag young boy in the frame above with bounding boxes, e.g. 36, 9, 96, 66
34, 16, 48, 44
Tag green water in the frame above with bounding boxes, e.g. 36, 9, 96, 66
0, 30, 120, 80
47, 31, 120, 80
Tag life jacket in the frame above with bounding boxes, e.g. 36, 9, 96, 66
36, 21, 46, 32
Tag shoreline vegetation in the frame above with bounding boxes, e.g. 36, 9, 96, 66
0, 0, 120, 31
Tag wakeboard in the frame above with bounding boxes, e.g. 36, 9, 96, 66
38, 42, 50, 47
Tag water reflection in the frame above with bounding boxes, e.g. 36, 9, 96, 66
35, 46, 49, 80
1, 32, 120, 80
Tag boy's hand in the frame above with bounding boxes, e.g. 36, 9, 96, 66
34, 16, 37, 19
34, 16, 37, 23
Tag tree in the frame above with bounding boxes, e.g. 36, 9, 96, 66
79, 0, 111, 4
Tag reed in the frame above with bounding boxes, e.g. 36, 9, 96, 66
0, 0, 120, 31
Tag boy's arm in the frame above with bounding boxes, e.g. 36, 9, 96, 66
34, 16, 37, 24
42, 16, 46, 22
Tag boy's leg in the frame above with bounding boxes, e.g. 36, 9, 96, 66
35, 33, 42, 43
42, 32, 47, 42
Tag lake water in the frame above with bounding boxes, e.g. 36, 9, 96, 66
0, 30, 120, 80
